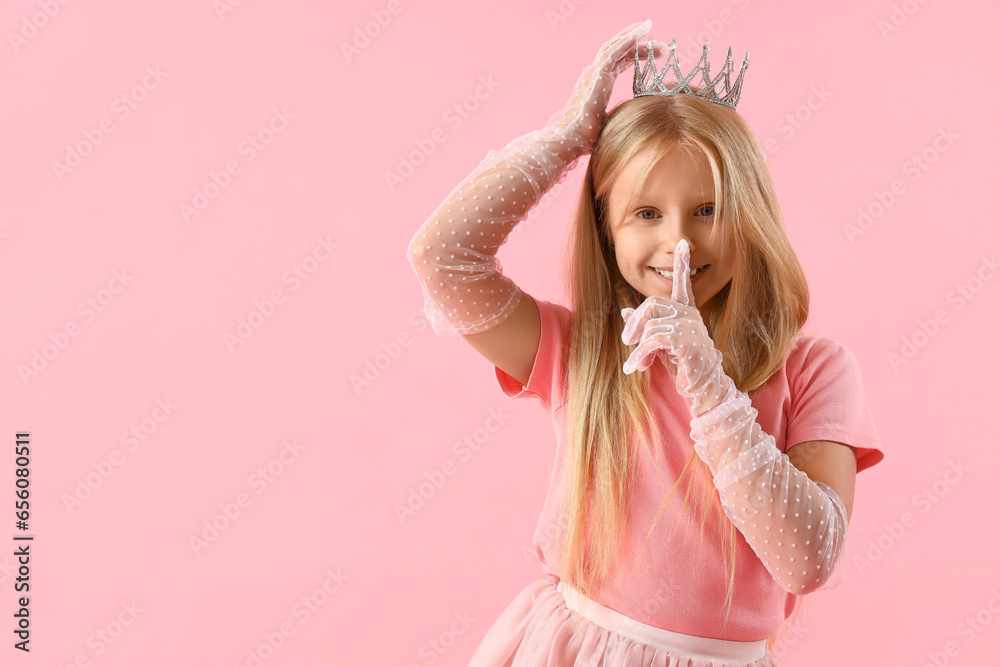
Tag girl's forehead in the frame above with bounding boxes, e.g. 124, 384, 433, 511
631, 143, 708, 171
614, 147, 714, 197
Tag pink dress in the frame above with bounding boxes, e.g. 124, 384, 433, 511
469, 294, 886, 666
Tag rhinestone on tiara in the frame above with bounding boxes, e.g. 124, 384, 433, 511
633, 37, 750, 110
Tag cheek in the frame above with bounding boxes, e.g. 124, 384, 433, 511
616, 244, 646, 272
614, 231, 650, 259
712, 255, 734, 280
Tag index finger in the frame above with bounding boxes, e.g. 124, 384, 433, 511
599, 19, 653, 65
672, 238, 693, 306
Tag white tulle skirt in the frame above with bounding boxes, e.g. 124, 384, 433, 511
469, 575, 779, 667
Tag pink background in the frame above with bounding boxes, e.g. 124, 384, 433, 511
1, 0, 998, 665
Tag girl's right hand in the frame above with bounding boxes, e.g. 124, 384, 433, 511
546, 20, 667, 152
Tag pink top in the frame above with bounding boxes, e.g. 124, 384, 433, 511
493, 294, 886, 641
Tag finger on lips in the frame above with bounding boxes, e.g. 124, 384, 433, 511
671, 238, 693, 306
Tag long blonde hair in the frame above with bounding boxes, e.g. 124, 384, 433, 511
556, 92, 810, 649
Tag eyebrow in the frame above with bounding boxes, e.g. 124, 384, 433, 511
633, 198, 715, 207
633, 185, 714, 203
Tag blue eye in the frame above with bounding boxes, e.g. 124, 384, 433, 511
636, 205, 715, 220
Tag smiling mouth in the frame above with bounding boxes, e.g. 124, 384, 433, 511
650, 265, 707, 279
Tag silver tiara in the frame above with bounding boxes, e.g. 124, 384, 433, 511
633, 37, 750, 110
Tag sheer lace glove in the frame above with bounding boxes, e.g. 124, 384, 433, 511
620, 239, 849, 594
543, 19, 666, 151
407, 20, 666, 336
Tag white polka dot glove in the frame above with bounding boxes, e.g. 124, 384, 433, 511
407, 21, 666, 336
621, 239, 848, 594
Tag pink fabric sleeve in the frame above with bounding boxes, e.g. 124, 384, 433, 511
493, 295, 571, 413
785, 338, 885, 474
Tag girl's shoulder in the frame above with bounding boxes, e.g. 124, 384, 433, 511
788, 333, 859, 364
782, 332, 867, 390
532, 296, 575, 340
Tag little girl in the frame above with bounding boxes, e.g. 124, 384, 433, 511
406, 19, 885, 666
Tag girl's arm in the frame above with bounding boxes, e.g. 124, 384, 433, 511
689, 386, 852, 595
405, 126, 588, 337
406, 21, 665, 337
621, 240, 854, 595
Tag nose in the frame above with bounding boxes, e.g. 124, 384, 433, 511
654, 214, 696, 250
657, 228, 694, 257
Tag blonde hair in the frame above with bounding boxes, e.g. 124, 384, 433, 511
556, 92, 810, 649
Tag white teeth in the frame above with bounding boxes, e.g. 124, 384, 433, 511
654, 266, 703, 279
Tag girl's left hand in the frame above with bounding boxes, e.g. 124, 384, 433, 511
620, 239, 729, 415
